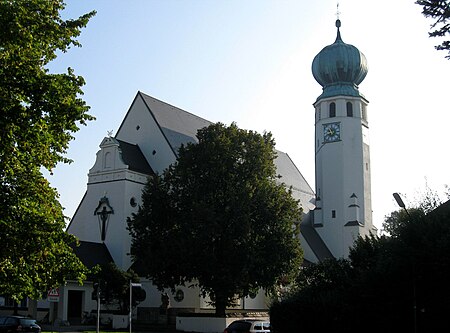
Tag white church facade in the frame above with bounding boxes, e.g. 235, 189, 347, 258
56, 19, 376, 324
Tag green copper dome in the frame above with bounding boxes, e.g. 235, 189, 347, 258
312, 19, 368, 100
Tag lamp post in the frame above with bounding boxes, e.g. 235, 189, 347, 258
96, 282, 100, 333
393, 192, 416, 333
129, 281, 142, 333
393, 192, 411, 219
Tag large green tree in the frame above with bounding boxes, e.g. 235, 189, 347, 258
416, 0, 450, 58
0, 0, 95, 300
128, 123, 303, 316
270, 196, 450, 332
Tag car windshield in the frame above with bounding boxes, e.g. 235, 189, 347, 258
229, 322, 252, 330
19, 319, 36, 326
253, 322, 270, 331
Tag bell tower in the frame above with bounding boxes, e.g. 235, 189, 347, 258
311, 19, 374, 258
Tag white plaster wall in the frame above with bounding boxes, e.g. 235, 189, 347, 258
57, 283, 97, 322
68, 174, 146, 269
103, 180, 142, 270
314, 96, 373, 258
68, 136, 148, 270
137, 280, 201, 309
176, 317, 229, 333
198, 290, 268, 311
116, 93, 177, 174
242, 289, 269, 309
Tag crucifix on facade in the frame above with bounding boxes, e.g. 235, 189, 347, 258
94, 196, 114, 242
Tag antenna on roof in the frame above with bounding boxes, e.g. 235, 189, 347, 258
107, 130, 114, 137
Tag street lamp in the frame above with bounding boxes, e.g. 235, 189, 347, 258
393, 192, 416, 333
393, 192, 411, 219
129, 281, 142, 333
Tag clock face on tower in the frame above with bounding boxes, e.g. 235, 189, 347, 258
323, 122, 341, 142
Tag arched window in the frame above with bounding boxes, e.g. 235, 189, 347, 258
329, 102, 336, 118
104, 152, 112, 169
346, 102, 353, 117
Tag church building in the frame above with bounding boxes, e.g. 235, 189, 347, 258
60, 19, 375, 324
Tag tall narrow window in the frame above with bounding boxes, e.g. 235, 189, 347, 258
332, 210, 336, 218
104, 152, 112, 169
329, 102, 336, 118
346, 102, 353, 117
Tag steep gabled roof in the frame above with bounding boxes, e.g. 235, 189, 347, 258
300, 224, 334, 261
275, 151, 314, 197
71, 241, 114, 269
140, 93, 315, 200
117, 139, 153, 175
140, 92, 212, 153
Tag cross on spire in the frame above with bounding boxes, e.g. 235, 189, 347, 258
336, 1, 341, 20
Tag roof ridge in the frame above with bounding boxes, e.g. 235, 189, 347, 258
138, 91, 212, 125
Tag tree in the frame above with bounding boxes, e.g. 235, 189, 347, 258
416, 0, 450, 58
0, 1, 95, 301
270, 258, 354, 333
375, 204, 450, 331
271, 195, 450, 332
128, 123, 303, 316
92, 263, 145, 314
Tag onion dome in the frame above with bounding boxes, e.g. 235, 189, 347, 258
312, 19, 368, 100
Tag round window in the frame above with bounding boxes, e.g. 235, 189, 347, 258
174, 289, 184, 302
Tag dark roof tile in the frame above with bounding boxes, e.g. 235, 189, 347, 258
71, 241, 114, 269
117, 139, 154, 175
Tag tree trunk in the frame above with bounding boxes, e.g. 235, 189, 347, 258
215, 296, 227, 317
214, 288, 230, 317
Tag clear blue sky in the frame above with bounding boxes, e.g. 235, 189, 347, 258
48, 0, 450, 229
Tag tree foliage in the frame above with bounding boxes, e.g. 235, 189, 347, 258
0, 0, 95, 300
128, 123, 303, 316
271, 196, 450, 332
93, 263, 144, 314
271, 258, 354, 333
416, 0, 450, 58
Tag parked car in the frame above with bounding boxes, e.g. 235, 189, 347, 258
224, 319, 270, 333
0, 316, 41, 333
